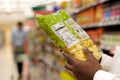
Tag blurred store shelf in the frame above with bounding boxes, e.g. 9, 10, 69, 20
99, 0, 109, 4
72, 2, 98, 14
100, 44, 113, 51
72, 0, 109, 14
99, 16, 120, 27
81, 16, 120, 29
81, 23, 98, 29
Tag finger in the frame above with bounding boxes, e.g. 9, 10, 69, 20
63, 53, 77, 65
83, 47, 94, 60
63, 53, 73, 64
65, 63, 73, 71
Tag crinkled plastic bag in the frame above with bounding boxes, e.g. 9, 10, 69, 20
36, 10, 101, 61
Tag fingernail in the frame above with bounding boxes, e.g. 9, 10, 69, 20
83, 47, 89, 54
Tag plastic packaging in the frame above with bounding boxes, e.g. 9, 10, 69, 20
36, 10, 101, 61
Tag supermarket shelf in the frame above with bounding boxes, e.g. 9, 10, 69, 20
99, 0, 109, 4
100, 44, 113, 51
81, 23, 98, 29
72, 0, 109, 14
73, 2, 98, 14
81, 16, 120, 29
99, 16, 120, 27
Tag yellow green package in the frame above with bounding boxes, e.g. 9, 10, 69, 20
36, 10, 101, 61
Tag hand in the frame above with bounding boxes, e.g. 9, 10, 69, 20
63, 48, 102, 80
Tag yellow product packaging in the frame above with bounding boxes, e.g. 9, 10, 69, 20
59, 71, 75, 80
36, 10, 102, 61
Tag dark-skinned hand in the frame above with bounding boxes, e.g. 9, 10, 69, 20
63, 48, 102, 80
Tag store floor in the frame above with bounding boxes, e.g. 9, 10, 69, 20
0, 46, 18, 80
0, 45, 37, 80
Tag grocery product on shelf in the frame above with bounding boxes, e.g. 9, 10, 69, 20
60, 1, 68, 9
99, 1, 120, 26
72, 0, 81, 8
81, 0, 97, 7
95, 4, 103, 22
76, 7, 95, 25
74, 0, 120, 28
36, 10, 101, 61
104, 1, 120, 19
101, 32, 120, 46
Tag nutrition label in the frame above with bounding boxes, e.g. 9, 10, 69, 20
65, 18, 89, 40
51, 22, 79, 48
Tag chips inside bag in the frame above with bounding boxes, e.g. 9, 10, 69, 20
36, 10, 102, 61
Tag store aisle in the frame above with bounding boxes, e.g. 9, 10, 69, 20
0, 46, 18, 80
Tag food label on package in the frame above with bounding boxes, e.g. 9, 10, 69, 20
51, 22, 79, 48
65, 18, 89, 40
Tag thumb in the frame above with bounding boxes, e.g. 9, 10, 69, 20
83, 47, 94, 60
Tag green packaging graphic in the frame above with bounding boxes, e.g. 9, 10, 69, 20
36, 10, 101, 61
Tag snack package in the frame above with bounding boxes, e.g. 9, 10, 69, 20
36, 10, 102, 61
